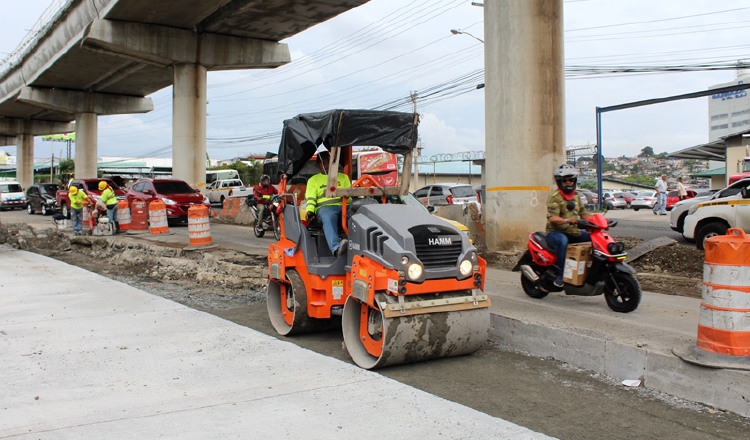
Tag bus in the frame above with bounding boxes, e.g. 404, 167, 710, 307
205, 169, 240, 186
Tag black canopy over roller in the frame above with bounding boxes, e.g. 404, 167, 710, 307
276, 109, 419, 179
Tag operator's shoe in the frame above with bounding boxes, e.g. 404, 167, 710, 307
335, 239, 349, 257
553, 274, 564, 288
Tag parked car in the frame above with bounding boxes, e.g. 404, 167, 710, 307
630, 190, 657, 211
619, 191, 636, 208
670, 178, 750, 234
602, 191, 626, 210
26, 183, 62, 215
126, 178, 211, 225
682, 180, 750, 250
665, 189, 697, 211
414, 183, 479, 209
0, 180, 25, 210
576, 189, 596, 206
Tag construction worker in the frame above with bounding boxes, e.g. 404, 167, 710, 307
99, 181, 119, 232
68, 186, 88, 236
305, 150, 351, 257
253, 174, 279, 227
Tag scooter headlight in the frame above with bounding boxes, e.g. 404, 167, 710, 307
607, 242, 626, 255
407, 263, 423, 280
459, 259, 474, 276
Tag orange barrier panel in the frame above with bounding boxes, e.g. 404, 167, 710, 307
117, 199, 131, 231
130, 199, 148, 232
148, 200, 169, 235
698, 228, 750, 356
188, 205, 213, 247
220, 197, 243, 220
82, 201, 91, 230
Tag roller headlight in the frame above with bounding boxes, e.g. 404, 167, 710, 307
459, 259, 474, 276
407, 263, 423, 280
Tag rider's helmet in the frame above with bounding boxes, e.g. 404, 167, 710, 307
98, 181, 107, 191
554, 164, 579, 194
260, 174, 270, 187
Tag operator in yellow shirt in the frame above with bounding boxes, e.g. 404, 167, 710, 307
305, 150, 351, 257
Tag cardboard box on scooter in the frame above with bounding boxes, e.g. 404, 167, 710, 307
563, 243, 592, 286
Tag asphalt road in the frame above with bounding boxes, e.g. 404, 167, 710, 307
3, 207, 749, 438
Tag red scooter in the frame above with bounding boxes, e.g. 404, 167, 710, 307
512, 213, 641, 313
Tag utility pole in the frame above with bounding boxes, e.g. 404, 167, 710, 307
410, 91, 419, 191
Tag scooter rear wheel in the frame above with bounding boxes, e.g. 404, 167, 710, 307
520, 273, 549, 299
604, 272, 641, 313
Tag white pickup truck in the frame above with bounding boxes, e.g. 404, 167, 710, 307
682, 183, 750, 250
204, 179, 253, 205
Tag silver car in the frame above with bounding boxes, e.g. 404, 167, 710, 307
670, 179, 750, 234
630, 190, 657, 211
414, 183, 479, 208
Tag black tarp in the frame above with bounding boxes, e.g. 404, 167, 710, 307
276, 109, 419, 178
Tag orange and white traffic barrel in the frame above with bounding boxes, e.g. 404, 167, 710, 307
673, 228, 750, 370
148, 200, 169, 235
187, 205, 214, 249
117, 199, 131, 232
130, 199, 148, 232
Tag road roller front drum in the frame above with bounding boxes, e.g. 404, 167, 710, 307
342, 292, 490, 370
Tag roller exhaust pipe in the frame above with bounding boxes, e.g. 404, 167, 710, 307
520, 265, 539, 282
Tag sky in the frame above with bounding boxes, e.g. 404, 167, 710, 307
1, 0, 749, 163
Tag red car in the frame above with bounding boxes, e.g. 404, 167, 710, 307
126, 178, 211, 224
665, 189, 697, 211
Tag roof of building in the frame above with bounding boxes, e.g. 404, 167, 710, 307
668, 128, 750, 161
690, 167, 726, 178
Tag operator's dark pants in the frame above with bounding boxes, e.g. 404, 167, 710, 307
546, 231, 591, 274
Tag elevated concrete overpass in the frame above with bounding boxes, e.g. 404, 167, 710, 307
0, 0, 369, 188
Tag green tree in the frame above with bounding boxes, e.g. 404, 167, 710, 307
622, 174, 656, 187
578, 180, 597, 191
639, 146, 654, 157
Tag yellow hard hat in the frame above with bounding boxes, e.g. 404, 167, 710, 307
98, 181, 107, 190
69, 186, 78, 195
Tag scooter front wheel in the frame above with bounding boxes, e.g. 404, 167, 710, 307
604, 272, 641, 313
520, 272, 549, 299
253, 217, 265, 238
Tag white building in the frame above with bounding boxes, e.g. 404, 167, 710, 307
708, 70, 750, 141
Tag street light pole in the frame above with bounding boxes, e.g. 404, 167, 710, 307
450, 29, 484, 44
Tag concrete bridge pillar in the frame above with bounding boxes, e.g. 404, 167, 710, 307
15, 133, 34, 189
172, 63, 207, 188
74, 112, 99, 178
483, 0, 565, 251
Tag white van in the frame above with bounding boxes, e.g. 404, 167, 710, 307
0, 180, 25, 210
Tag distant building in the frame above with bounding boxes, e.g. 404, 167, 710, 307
708, 70, 750, 141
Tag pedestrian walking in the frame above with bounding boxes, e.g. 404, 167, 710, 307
653, 174, 668, 215
677, 177, 687, 201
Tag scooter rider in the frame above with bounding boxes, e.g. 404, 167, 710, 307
546, 164, 593, 287
253, 174, 279, 227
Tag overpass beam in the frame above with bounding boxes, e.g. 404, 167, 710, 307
483, 0, 565, 251
172, 63, 207, 187
17, 87, 154, 115
83, 19, 291, 70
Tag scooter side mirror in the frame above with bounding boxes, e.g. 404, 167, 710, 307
608, 219, 619, 228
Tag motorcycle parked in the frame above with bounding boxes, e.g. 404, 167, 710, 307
512, 213, 641, 313
246, 195, 281, 240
